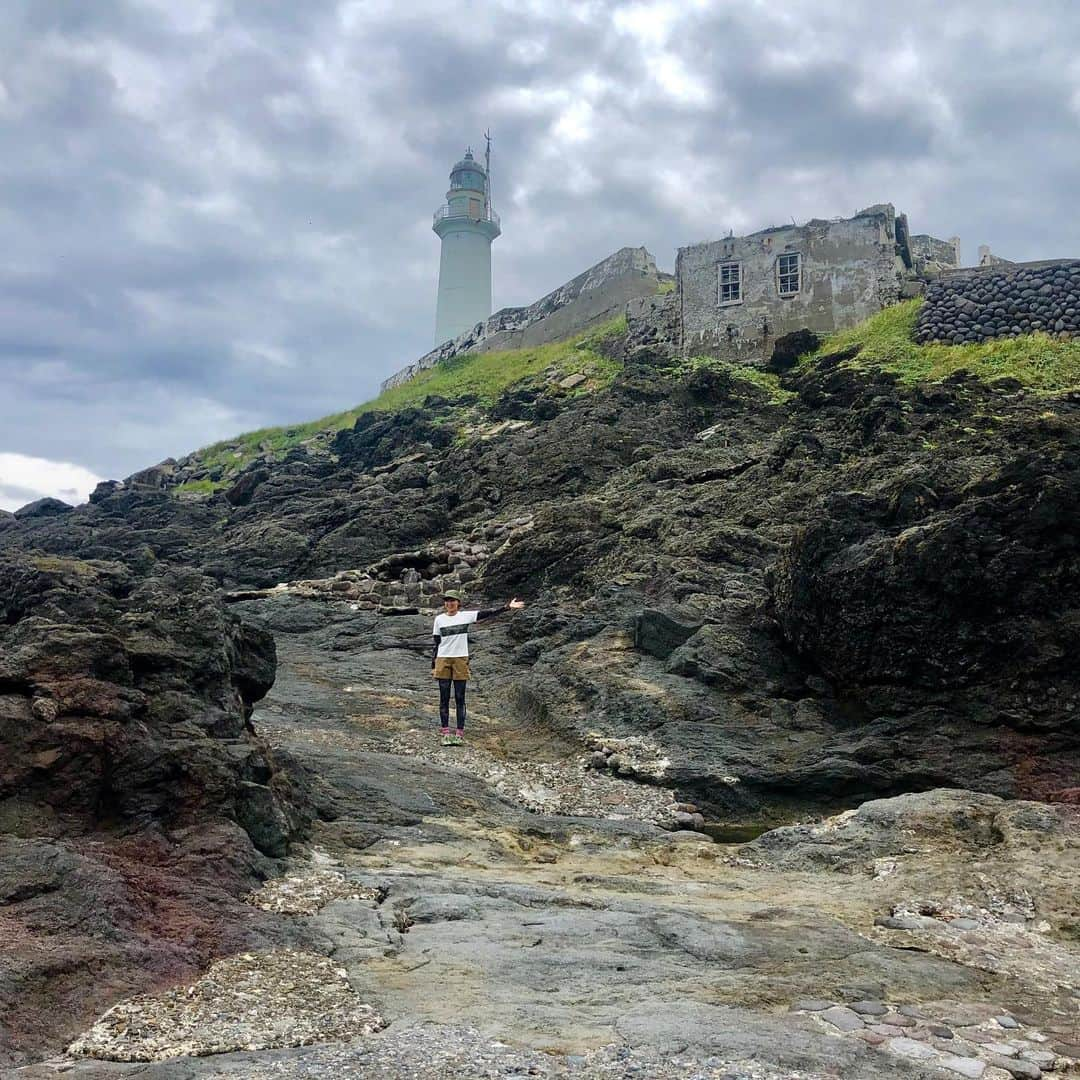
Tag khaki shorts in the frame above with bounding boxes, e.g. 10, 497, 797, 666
433, 656, 471, 681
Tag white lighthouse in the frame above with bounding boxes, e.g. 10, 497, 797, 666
432, 137, 501, 345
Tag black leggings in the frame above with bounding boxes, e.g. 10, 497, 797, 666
438, 678, 467, 729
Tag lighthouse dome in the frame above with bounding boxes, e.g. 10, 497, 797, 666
449, 150, 487, 191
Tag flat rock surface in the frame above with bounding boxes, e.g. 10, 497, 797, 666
21, 602, 1078, 1078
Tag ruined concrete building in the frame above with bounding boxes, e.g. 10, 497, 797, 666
675, 204, 959, 363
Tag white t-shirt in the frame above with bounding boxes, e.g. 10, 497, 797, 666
433, 610, 480, 657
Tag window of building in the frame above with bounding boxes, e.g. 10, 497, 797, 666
777, 252, 801, 296
718, 261, 742, 304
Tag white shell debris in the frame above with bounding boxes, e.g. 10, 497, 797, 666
68, 949, 385, 1062
247, 866, 382, 915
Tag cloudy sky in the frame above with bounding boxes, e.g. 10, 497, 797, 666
3, 0, 1079, 510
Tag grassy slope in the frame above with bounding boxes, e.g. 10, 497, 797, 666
808, 298, 1080, 391
370, 315, 626, 411
179, 299, 1080, 495
178, 316, 628, 491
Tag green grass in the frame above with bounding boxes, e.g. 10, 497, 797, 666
183, 316, 628, 482
191, 413, 360, 477
363, 314, 626, 414
807, 299, 1080, 391
174, 478, 229, 496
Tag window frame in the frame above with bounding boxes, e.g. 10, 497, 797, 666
776, 251, 801, 296
717, 260, 743, 306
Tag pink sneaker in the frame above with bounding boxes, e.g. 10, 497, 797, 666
440, 726, 451, 736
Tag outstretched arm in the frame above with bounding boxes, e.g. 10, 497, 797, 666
475, 597, 525, 622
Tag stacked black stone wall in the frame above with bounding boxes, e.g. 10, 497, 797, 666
915, 260, 1080, 345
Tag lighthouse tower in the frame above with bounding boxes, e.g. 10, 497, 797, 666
433, 138, 501, 345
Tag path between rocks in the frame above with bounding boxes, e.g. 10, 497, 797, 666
17, 599, 1080, 1079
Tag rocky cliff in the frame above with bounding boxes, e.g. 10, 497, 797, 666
7, 338, 1079, 812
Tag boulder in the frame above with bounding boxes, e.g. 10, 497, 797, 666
333, 409, 453, 471
768, 328, 820, 373
13, 497, 72, 519
88, 479, 124, 503
225, 467, 270, 507
126, 458, 178, 488
633, 609, 702, 660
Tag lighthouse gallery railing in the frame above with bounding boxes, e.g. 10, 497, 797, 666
433, 203, 501, 229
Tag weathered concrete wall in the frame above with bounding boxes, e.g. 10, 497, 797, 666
382, 247, 658, 391
677, 205, 905, 365
482, 248, 657, 353
915, 260, 1080, 344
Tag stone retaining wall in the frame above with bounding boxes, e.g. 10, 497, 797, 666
915, 259, 1080, 345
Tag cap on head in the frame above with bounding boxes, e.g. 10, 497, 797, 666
442, 590, 463, 601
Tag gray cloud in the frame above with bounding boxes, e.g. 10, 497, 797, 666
1, 0, 1079, 497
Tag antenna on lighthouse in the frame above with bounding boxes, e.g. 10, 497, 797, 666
484, 129, 492, 217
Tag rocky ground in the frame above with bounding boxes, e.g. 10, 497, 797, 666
6, 348, 1080, 815
2, 335, 1079, 1074
12, 596, 1078, 1078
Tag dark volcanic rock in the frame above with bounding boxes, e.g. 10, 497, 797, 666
772, 452, 1080, 691
333, 408, 453, 470
633, 609, 702, 660
0, 552, 316, 1069
489, 386, 563, 421
13, 497, 73, 519
225, 466, 270, 507
0, 554, 308, 852
126, 458, 178, 489
768, 328, 820, 373
3, 334, 1079, 814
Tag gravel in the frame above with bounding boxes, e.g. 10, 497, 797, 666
117, 1024, 860, 1079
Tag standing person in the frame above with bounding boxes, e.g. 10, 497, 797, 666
432, 590, 524, 746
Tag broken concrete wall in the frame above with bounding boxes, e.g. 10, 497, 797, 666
910, 234, 962, 276
978, 245, 1014, 268
382, 247, 659, 391
625, 291, 679, 358
677, 205, 905, 365
915, 260, 1080, 344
